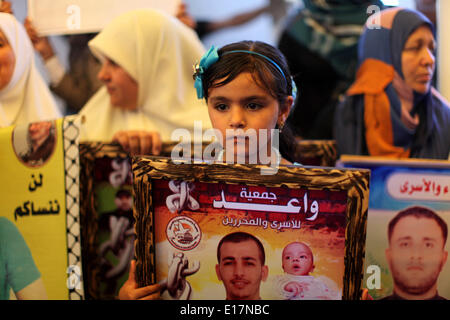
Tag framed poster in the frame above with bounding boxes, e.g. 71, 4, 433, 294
0, 116, 83, 300
79, 142, 132, 300
340, 155, 450, 300
132, 156, 370, 300
79, 141, 207, 299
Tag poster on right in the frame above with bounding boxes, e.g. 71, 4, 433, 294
340, 155, 450, 300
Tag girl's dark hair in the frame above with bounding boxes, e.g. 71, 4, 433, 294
202, 40, 298, 162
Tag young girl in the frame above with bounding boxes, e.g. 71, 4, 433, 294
118, 40, 299, 300
193, 40, 298, 166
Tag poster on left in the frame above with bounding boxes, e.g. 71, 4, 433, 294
0, 116, 83, 300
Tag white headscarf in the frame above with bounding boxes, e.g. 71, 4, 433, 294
0, 13, 61, 127
79, 9, 212, 141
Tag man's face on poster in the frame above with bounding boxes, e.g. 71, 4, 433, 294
386, 216, 448, 296
29, 121, 52, 144
115, 194, 132, 212
216, 239, 268, 300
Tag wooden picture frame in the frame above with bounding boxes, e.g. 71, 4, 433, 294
79, 141, 211, 299
132, 156, 370, 300
79, 142, 131, 299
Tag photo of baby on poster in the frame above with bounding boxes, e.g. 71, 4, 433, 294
152, 179, 347, 300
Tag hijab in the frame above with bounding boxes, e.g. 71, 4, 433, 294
346, 8, 437, 157
79, 9, 212, 141
0, 13, 61, 127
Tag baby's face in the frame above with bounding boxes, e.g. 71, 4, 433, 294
282, 243, 314, 276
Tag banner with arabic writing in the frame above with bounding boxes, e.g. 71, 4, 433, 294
340, 156, 450, 300
133, 157, 371, 300
0, 117, 83, 300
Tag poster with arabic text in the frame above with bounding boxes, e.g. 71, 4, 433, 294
133, 157, 370, 300
340, 156, 450, 300
0, 117, 83, 300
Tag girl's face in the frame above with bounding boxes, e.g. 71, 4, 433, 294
207, 72, 292, 162
401, 25, 435, 94
97, 58, 138, 110
0, 30, 15, 91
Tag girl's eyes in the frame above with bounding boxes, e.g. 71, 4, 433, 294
212, 102, 264, 112
246, 103, 263, 111
214, 104, 229, 112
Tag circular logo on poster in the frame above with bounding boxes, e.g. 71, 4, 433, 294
166, 216, 201, 251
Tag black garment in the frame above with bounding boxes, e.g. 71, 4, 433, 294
278, 32, 344, 139
195, 21, 211, 39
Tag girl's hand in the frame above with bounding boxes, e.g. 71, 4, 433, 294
361, 288, 373, 300
118, 260, 162, 300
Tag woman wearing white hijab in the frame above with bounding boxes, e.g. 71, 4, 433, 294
79, 9, 212, 155
0, 13, 61, 127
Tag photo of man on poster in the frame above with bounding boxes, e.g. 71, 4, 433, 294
215, 232, 268, 300
98, 188, 135, 296
15, 121, 56, 167
383, 206, 448, 300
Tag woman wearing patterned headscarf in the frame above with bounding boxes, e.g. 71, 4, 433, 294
334, 7, 450, 159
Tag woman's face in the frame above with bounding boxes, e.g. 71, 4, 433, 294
0, 29, 15, 91
401, 25, 436, 94
97, 58, 138, 110
207, 72, 292, 162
